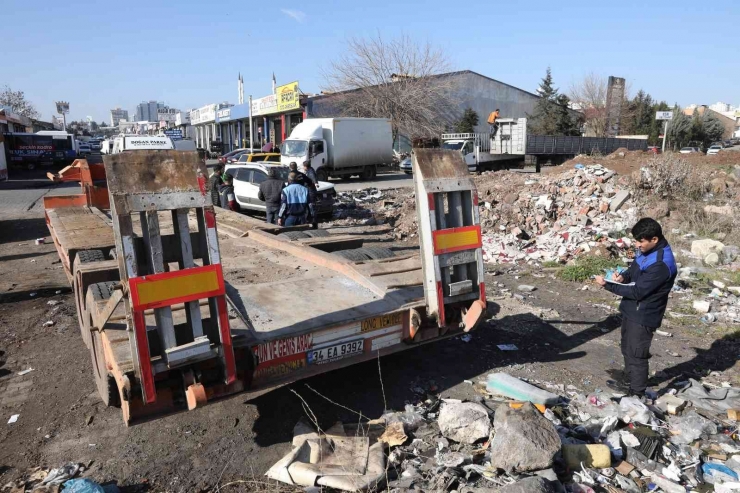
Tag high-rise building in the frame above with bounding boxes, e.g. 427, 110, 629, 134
110, 107, 129, 126
134, 101, 180, 123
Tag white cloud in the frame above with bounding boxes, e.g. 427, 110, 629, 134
280, 8, 307, 23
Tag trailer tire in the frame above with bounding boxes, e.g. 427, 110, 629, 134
78, 249, 106, 264
334, 249, 371, 262
302, 229, 330, 238
358, 246, 395, 260
91, 281, 118, 301
279, 231, 310, 240
91, 330, 120, 407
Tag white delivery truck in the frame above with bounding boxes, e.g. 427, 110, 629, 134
280, 118, 393, 181
441, 118, 528, 172
111, 135, 174, 154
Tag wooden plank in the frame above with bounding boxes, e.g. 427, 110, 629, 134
172, 209, 204, 338
141, 211, 177, 350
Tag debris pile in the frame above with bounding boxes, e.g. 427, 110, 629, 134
477, 164, 638, 264
267, 373, 740, 492
332, 188, 385, 221
1, 462, 118, 492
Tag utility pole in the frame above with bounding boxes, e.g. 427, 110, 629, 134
248, 95, 253, 150
656, 111, 673, 153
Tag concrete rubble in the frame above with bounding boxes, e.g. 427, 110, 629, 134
265, 371, 740, 492
476, 164, 638, 264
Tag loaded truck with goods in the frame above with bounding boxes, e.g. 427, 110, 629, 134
442, 118, 649, 172
280, 117, 394, 181
43, 147, 487, 424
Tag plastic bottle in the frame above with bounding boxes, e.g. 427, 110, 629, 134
485, 373, 560, 405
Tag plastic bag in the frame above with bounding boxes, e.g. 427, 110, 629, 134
384, 406, 425, 432
668, 410, 717, 444
62, 479, 120, 493
618, 396, 652, 424
703, 462, 740, 485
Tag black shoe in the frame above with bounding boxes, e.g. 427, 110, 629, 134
607, 379, 630, 393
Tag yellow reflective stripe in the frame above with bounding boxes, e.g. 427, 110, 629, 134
434, 229, 479, 251
135, 270, 219, 306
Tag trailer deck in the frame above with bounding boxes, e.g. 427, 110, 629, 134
43, 151, 485, 424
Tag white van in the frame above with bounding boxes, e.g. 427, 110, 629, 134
111, 135, 174, 154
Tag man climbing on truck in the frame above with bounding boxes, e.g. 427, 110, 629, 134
487, 108, 500, 135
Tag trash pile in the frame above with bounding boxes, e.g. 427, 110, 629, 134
268, 372, 740, 492
477, 164, 639, 264
333, 188, 388, 221
2, 462, 118, 492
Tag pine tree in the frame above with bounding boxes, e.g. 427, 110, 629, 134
555, 94, 580, 136
702, 112, 725, 147
454, 108, 479, 133
527, 68, 559, 135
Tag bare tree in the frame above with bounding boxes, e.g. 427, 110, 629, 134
322, 34, 459, 141
0, 85, 40, 119
568, 73, 631, 137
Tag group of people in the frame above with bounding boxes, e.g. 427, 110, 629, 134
208, 160, 319, 228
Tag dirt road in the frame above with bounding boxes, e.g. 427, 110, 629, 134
0, 170, 736, 492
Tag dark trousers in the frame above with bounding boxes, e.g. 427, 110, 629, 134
284, 214, 305, 226
266, 206, 280, 225
621, 317, 655, 395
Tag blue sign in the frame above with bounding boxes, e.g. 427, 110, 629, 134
164, 129, 183, 140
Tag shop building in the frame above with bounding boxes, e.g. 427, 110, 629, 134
190, 103, 232, 151
250, 80, 304, 146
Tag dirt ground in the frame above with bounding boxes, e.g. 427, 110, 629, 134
1, 170, 739, 492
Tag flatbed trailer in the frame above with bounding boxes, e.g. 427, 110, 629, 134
43, 152, 486, 424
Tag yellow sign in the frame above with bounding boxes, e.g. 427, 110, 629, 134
277, 81, 300, 112
361, 312, 403, 333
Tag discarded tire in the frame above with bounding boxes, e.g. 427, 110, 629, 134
358, 247, 395, 260
303, 229, 330, 238
334, 249, 371, 262
77, 249, 106, 264
90, 281, 117, 301
279, 231, 310, 240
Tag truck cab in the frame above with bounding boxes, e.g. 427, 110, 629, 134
442, 136, 477, 171
281, 123, 326, 173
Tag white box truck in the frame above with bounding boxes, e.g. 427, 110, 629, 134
280, 118, 393, 181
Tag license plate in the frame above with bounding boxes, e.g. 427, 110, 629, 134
308, 340, 364, 365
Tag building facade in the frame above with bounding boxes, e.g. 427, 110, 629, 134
190, 103, 233, 151
682, 105, 737, 139
110, 107, 129, 126
134, 101, 180, 123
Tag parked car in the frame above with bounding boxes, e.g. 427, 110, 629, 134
399, 156, 412, 174
236, 152, 281, 164
679, 147, 700, 154
77, 143, 92, 156
707, 145, 723, 155
225, 162, 336, 220
712, 142, 726, 149
647, 146, 661, 155
218, 148, 249, 164
724, 140, 733, 148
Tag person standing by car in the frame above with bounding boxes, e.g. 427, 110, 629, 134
209, 164, 224, 207
594, 218, 677, 399
289, 162, 318, 228
258, 167, 285, 224
302, 161, 318, 188
218, 173, 240, 212
278, 172, 309, 226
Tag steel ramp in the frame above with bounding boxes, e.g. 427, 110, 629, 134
412, 149, 486, 331
104, 150, 236, 405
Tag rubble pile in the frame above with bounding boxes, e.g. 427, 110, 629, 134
267, 373, 740, 492
477, 164, 638, 264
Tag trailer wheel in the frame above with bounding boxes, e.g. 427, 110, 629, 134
302, 229, 330, 238
91, 330, 120, 407
357, 246, 395, 260
334, 248, 371, 262
78, 249, 106, 264
278, 231, 310, 240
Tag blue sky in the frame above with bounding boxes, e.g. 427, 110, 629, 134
3, 0, 738, 123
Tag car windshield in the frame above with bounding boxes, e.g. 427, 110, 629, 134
282, 140, 307, 157
442, 142, 465, 151
237, 154, 249, 162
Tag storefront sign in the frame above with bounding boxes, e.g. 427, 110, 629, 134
251, 94, 278, 117
190, 104, 217, 125
277, 81, 300, 112
164, 129, 183, 140
217, 108, 231, 120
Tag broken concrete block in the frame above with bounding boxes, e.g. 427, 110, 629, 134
518, 285, 536, 292
693, 300, 711, 313
562, 443, 611, 468
437, 401, 491, 444
705, 253, 720, 266
705, 204, 733, 216
609, 190, 631, 211
499, 477, 557, 493
728, 287, 740, 295
691, 238, 725, 258
503, 193, 519, 204
489, 402, 561, 473
656, 395, 687, 415
599, 202, 609, 214
727, 409, 740, 421
713, 280, 727, 289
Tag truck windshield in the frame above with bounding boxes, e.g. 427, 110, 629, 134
282, 140, 307, 157
442, 142, 465, 151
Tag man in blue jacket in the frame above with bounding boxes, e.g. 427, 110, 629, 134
595, 218, 677, 398
278, 172, 309, 226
